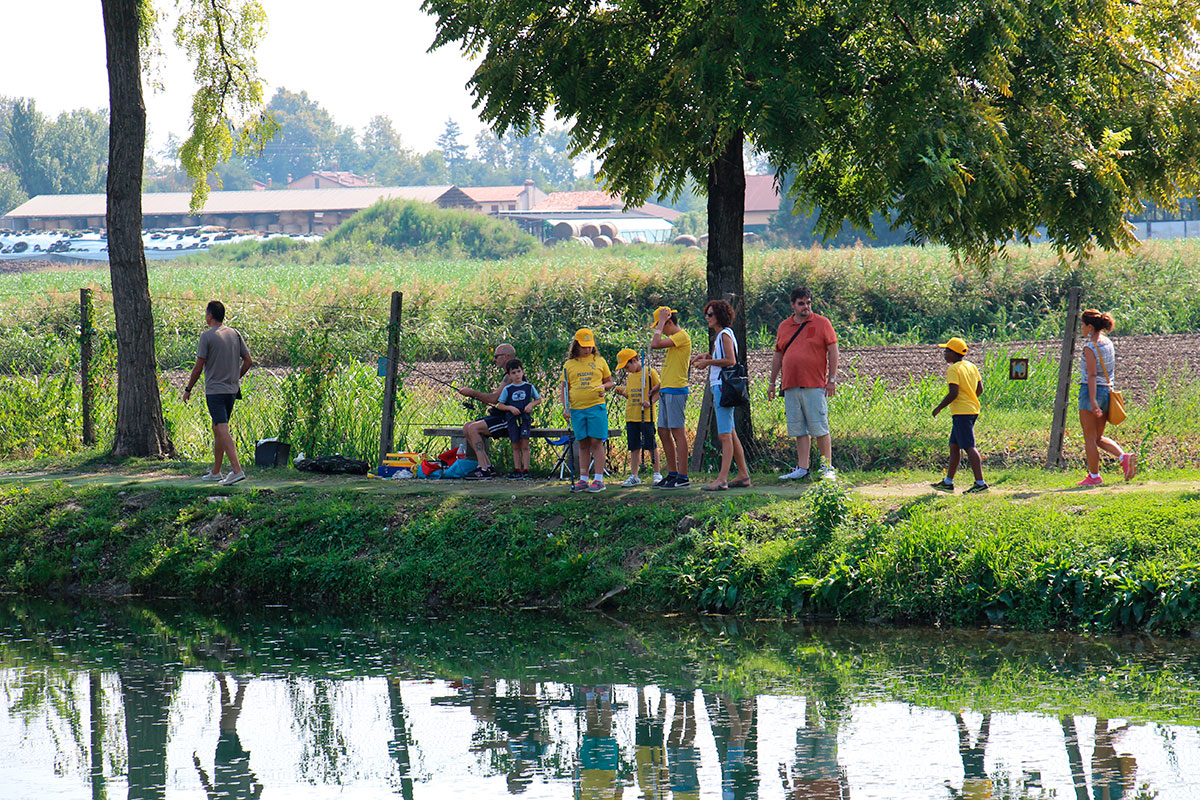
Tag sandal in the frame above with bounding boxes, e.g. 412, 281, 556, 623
727, 477, 752, 489
701, 481, 729, 492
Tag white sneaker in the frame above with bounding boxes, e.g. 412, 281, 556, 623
622, 475, 642, 487
200, 470, 224, 482
218, 471, 246, 486
821, 467, 838, 481
780, 467, 809, 480
652, 472, 663, 485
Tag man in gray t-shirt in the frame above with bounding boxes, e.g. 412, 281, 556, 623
183, 301, 254, 485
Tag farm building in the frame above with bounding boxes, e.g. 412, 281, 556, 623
1, 186, 452, 234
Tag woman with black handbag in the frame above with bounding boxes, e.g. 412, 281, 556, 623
691, 299, 752, 490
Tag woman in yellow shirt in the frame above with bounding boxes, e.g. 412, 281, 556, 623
563, 328, 614, 492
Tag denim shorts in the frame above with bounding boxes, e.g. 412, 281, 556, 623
1078, 384, 1111, 413
570, 404, 608, 440
712, 384, 735, 435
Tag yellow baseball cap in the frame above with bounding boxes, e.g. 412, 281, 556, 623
650, 306, 676, 327
574, 328, 596, 347
939, 337, 968, 355
615, 348, 637, 369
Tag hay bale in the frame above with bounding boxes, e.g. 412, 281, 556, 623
580, 222, 602, 238
672, 234, 698, 247
593, 235, 613, 248
610, 235, 627, 245
599, 222, 619, 238
551, 221, 579, 239
575, 236, 594, 247
698, 234, 709, 247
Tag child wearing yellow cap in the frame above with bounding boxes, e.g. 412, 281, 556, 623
931, 337, 987, 493
614, 348, 662, 487
650, 306, 692, 489
562, 328, 614, 492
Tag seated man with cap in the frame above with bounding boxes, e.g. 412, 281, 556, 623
457, 342, 517, 480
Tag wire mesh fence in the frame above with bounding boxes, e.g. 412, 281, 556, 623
3, 287, 1200, 476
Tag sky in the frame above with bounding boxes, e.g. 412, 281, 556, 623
0, 0, 490, 156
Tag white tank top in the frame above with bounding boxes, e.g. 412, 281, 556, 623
709, 327, 737, 386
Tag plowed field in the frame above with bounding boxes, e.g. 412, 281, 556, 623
403, 333, 1200, 401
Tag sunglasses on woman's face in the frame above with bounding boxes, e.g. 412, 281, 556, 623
705, 311, 715, 317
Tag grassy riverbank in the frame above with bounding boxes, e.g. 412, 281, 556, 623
3, 462, 1199, 635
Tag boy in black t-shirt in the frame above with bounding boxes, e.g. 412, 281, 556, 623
494, 359, 543, 479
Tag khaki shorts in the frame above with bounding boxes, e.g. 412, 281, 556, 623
784, 387, 829, 438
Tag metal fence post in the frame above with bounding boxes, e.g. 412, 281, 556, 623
80, 288, 95, 446
378, 291, 403, 465
1045, 287, 1082, 468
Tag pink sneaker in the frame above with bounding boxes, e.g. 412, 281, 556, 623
572, 479, 588, 492
1077, 475, 1104, 487
1120, 453, 1138, 481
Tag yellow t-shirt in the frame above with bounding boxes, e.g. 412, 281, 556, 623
625, 367, 661, 422
564, 355, 612, 410
947, 360, 982, 415
660, 330, 692, 389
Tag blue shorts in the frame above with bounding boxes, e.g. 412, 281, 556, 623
712, 384, 735, 435
570, 404, 608, 441
949, 414, 977, 449
1078, 384, 1111, 413
205, 393, 236, 424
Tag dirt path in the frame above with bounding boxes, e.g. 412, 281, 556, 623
4, 467, 1196, 502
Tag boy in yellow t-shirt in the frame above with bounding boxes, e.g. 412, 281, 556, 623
614, 348, 662, 487
650, 306, 692, 489
931, 337, 988, 493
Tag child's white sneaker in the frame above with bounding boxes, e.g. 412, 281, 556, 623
622, 475, 642, 487
652, 472, 663, 485
781, 467, 809, 480
200, 470, 224, 482
218, 471, 246, 486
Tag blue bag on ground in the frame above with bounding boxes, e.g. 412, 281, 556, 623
441, 459, 480, 479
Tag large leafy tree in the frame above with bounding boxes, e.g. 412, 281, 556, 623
424, 0, 1200, 358
103, 0, 273, 457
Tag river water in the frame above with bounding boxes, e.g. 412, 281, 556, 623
2, 599, 1198, 799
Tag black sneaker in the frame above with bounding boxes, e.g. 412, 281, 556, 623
655, 475, 677, 489
930, 480, 954, 493
519, 470, 533, 481
504, 471, 523, 480
669, 476, 691, 489
964, 482, 989, 494
465, 466, 496, 480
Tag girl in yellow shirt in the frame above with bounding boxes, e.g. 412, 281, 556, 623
562, 328, 614, 492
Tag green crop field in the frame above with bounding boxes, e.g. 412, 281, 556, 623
3, 240, 1200, 471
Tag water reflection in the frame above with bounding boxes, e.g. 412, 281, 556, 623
1, 599, 1199, 799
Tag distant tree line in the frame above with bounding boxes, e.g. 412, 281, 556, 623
145, 88, 597, 195
0, 98, 109, 214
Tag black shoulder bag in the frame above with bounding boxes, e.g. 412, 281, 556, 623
717, 329, 751, 407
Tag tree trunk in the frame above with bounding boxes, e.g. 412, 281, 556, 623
706, 130, 753, 446
103, 0, 173, 458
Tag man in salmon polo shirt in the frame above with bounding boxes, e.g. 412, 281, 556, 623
767, 287, 840, 481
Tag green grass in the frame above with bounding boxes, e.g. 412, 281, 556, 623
3, 471, 1200, 634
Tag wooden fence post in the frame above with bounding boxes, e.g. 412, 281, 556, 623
1045, 287, 1082, 468
80, 288, 95, 446
378, 291, 403, 465
689, 384, 714, 475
